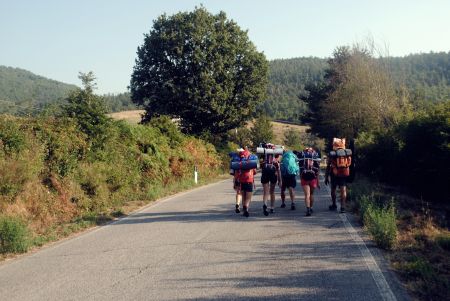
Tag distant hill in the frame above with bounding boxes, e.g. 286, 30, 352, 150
0, 66, 78, 114
0, 66, 138, 114
265, 52, 450, 121
2, 51, 449, 118
263, 57, 327, 122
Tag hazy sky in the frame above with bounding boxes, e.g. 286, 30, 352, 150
1, 0, 449, 94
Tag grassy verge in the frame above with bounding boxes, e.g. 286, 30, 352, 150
0, 172, 228, 261
348, 176, 450, 301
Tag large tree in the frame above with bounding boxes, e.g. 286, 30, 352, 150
130, 7, 268, 136
302, 45, 408, 141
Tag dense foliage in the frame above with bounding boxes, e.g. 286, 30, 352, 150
302, 45, 449, 202
356, 101, 450, 201
130, 7, 268, 136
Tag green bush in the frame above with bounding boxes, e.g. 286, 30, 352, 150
0, 117, 26, 155
0, 215, 31, 253
362, 198, 398, 250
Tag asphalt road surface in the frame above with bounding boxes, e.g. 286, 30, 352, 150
0, 175, 410, 300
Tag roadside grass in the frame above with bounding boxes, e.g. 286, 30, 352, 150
0, 172, 228, 262
348, 176, 450, 301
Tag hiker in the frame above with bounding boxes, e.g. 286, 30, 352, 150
236, 147, 257, 217
232, 148, 244, 213
258, 143, 282, 216
280, 150, 299, 210
324, 138, 352, 213
298, 147, 321, 216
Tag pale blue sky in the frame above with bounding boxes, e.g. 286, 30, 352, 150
1, 0, 449, 94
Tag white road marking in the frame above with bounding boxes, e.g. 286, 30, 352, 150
322, 179, 397, 301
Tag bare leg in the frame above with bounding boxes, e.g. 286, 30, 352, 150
302, 185, 311, 208
289, 187, 295, 203
340, 186, 347, 212
331, 186, 337, 205
310, 187, 315, 208
244, 191, 253, 208
262, 183, 270, 206
269, 183, 276, 209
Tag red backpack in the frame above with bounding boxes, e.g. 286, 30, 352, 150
237, 150, 255, 183
329, 148, 352, 177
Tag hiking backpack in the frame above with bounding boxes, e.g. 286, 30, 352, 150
229, 152, 258, 175
329, 148, 352, 177
298, 148, 321, 181
280, 151, 299, 176
256, 143, 283, 171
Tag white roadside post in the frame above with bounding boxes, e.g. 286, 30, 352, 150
194, 166, 198, 184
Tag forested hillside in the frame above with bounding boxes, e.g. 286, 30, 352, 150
0, 66, 78, 114
262, 57, 327, 121
1, 52, 449, 119
387, 52, 450, 104
0, 67, 137, 114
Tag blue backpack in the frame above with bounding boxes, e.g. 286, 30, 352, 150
280, 151, 299, 176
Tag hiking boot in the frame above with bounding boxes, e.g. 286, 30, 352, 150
243, 207, 249, 217
329, 204, 337, 211
269, 208, 274, 214
263, 205, 269, 216
280, 202, 286, 208
340, 207, 346, 213
306, 208, 311, 216
235, 204, 240, 214
291, 203, 296, 210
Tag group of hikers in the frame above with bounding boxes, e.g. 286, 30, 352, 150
230, 138, 352, 217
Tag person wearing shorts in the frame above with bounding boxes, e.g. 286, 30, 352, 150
301, 175, 320, 216
325, 174, 347, 213
280, 174, 296, 210
299, 148, 321, 216
325, 155, 348, 213
237, 148, 257, 217
233, 172, 242, 213
261, 154, 281, 215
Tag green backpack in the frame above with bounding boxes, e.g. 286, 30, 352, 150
280, 151, 299, 176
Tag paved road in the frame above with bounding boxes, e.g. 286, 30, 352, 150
0, 175, 409, 300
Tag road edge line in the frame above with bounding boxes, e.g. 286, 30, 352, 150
322, 179, 397, 301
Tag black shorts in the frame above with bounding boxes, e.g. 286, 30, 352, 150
234, 180, 240, 189
331, 175, 347, 188
281, 174, 297, 189
261, 168, 277, 184
240, 182, 254, 193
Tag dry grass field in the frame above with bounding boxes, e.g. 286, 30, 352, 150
108, 110, 145, 124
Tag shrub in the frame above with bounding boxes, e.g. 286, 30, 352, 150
0, 215, 30, 253
0, 117, 26, 154
362, 198, 398, 250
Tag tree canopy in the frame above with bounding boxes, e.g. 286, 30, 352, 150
302, 45, 408, 141
130, 7, 268, 136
